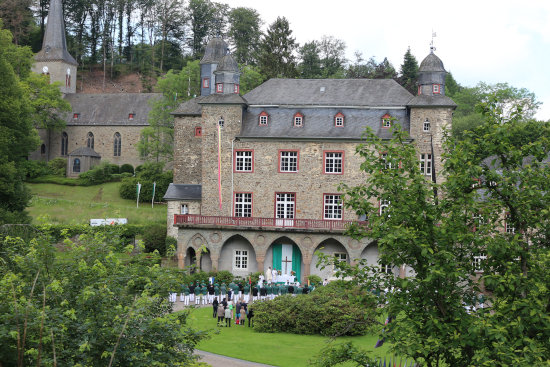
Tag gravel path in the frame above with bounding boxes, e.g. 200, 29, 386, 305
195, 350, 277, 367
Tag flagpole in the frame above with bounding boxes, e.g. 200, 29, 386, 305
152, 181, 156, 208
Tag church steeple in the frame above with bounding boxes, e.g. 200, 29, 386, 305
33, 0, 77, 94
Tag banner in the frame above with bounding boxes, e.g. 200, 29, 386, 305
152, 181, 156, 208
217, 121, 222, 210
136, 182, 141, 208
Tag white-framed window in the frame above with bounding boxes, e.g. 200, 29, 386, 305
324, 194, 343, 220
333, 252, 347, 272
234, 193, 252, 217
181, 204, 189, 214
276, 193, 295, 219
234, 249, 248, 270
473, 253, 486, 272
382, 115, 391, 128
259, 113, 268, 125
423, 119, 430, 132
334, 114, 344, 127
234, 84, 240, 94
235, 150, 253, 172
202, 78, 209, 88
505, 213, 515, 234
420, 153, 432, 175
380, 199, 390, 216
381, 153, 393, 170
324, 152, 343, 174
433, 84, 440, 94
218, 118, 224, 128
294, 114, 303, 127
381, 263, 393, 274
279, 151, 298, 172
216, 83, 223, 93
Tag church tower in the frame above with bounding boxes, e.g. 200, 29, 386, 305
408, 48, 456, 183
200, 37, 229, 96
214, 53, 240, 94
33, 0, 77, 94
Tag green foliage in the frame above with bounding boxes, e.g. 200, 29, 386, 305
48, 157, 67, 176
78, 162, 119, 185
258, 16, 298, 79
119, 162, 172, 202
305, 274, 321, 286
398, 46, 418, 94
120, 163, 134, 175
253, 282, 376, 336
21, 159, 50, 179
239, 64, 265, 95
214, 270, 234, 284
0, 232, 206, 366
346, 52, 397, 79
143, 224, 167, 255
228, 7, 263, 65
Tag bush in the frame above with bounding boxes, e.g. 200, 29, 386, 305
119, 162, 172, 202
48, 157, 67, 176
21, 160, 50, 179
26, 175, 86, 185
252, 281, 376, 336
107, 163, 120, 174
306, 274, 322, 286
165, 236, 177, 256
120, 163, 134, 175
215, 270, 234, 284
143, 224, 167, 255
79, 162, 120, 185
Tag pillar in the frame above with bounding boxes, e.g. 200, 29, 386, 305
256, 255, 265, 275
177, 252, 185, 269
210, 254, 219, 272
399, 264, 406, 279
302, 256, 312, 283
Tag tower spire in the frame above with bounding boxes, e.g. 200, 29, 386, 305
34, 0, 77, 65
430, 31, 437, 54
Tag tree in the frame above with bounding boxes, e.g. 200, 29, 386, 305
398, 46, 418, 94
187, 0, 216, 57
318, 35, 346, 78
257, 16, 298, 79
0, 0, 34, 45
227, 7, 262, 65
373, 57, 397, 79
346, 51, 376, 79
138, 60, 200, 162
0, 231, 206, 366
298, 41, 322, 78
239, 64, 264, 94
315, 96, 550, 366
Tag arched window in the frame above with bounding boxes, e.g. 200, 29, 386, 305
73, 158, 80, 173
61, 132, 68, 156
40, 144, 46, 155
87, 132, 94, 149
113, 132, 121, 156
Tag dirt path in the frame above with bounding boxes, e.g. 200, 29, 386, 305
195, 350, 277, 367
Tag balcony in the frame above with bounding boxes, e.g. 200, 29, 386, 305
173, 214, 365, 233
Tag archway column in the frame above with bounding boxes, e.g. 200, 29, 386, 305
177, 252, 185, 269
210, 254, 219, 271
302, 255, 312, 281
256, 255, 265, 274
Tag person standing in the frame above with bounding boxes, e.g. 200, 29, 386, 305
217, 303, 225, 327
243, 282, 250, 303
182, 284, 190, 306
212, 298, 219, 318
239, 306, 246, 326
224, 303, 233, 327
193, 283, 200, 305
272, 267, 278, 283
252, 284, 259, 302
208, 283, 215, 303
201, 283, 208, 305
221, 283, 227, 301
247, 308, 254, 327
189, 282, 196, 304
214, 283, 220, 302
266, 266, 272, 284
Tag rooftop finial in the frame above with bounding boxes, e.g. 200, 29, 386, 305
430, 31, 437, 53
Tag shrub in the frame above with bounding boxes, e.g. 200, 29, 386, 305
142, 224, 167, 255
252, 281, 376, 336
79, 162, 121, 185
165, 236, 177, 256
306, 274, 322, 286
21, 160, 50, 179
119, 162, 172, 202
107, 163, 120, 174
120, 163, 134, 175
26, 175, 85, 185
48, 157, 67, 176
215, 270, 233, 284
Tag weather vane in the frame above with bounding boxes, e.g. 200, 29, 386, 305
430, 30, 437, 53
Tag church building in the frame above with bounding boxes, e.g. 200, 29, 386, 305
29, 0, 160, 174
165, 38, 456, 283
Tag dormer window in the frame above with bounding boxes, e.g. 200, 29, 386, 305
334, 113, 344, 127
433, 84, 441, 94
293, 113, 304, 127
73, 113, 79, 119
423, 118, 430, 132
382, 114, 391, 128
216, 83, 223, 93
259, 111, 269, 126
128, 113, 134, 120
234, 84, 240, 94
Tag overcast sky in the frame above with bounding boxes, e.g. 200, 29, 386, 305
217, 0, 550, 120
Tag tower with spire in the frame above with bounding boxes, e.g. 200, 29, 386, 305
33, 0, 78, 94
200, 37, 230, 96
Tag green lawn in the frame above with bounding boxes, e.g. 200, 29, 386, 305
187, 306, 390, 367
27, 182, 166, 225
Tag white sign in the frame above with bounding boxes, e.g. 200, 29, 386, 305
90, 218, 128, 226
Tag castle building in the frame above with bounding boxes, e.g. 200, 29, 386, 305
165, 39, 456, 282
30, 0, 159, 173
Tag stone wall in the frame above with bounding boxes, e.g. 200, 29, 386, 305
166, 200, 201, 238
173, 116, 203, 184
32, 60, 77, 94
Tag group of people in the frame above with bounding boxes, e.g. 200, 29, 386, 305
214, 297, 254, 327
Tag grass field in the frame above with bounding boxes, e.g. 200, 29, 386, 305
27, 182, 166, 225
187, 306, 391, 367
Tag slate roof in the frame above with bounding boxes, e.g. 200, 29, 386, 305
34, 0, 77, 65
217, 54, 239, 72
407, 95, 457, 108
419, 52, 446, 72
64, 93, 161, 126
200, 37, 228, 64
68, 147, 100, 157
243, 79, 413, 107
163, 183, 202, 200
197, 93, 247, 105
172, 97, 204, 116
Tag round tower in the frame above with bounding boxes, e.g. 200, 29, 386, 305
416, 51, 446, 96
214, 53, 240, 94
200, 37, 229, 96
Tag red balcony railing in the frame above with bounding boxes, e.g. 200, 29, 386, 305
174, 214, 365, 232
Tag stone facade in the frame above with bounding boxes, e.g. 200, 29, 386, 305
173, 116, 203, 184
32, 61, 77, 95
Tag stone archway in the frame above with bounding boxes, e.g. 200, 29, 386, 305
310, 238, 350, 281
218, 234, 258, 278
200, 248, 212, 272
185, 247, 196, 273
266, 236, 304, 283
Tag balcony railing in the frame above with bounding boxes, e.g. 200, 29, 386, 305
174, 214, 365, 232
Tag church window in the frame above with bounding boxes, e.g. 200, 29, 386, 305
61, 132, 68, 156
113, 132, 121, 156
259, 112, 269, 126
234, 249, 248, 270
234, 192, 252, 217
86, 132, 94, 149
72, 158, 81, 173
293, 113, 304, 127
379, 199, 390, 216
66, 74, 71, 88
234, 84, 240, 94
195, 126, 202, 137
433, 84, 441, 94
505, 213, 515, 234
235, 150, 253, 172
73, 113, 79, 119
40, 144, 46, 155
382, 114, 391, 128
420, 153, 432, 175
423, 118, 431, 132
324, 151, 344, 174
202, 78, 210, 88
279, 150, 298, 172
181, 204, 189, 214
128, 113, 134, 120
216, 83, 223, 93
218, 117, 224, 128
334, 113, 344, 127
324, 194, 343, 220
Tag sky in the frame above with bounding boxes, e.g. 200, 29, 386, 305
217, 0, 550, 120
